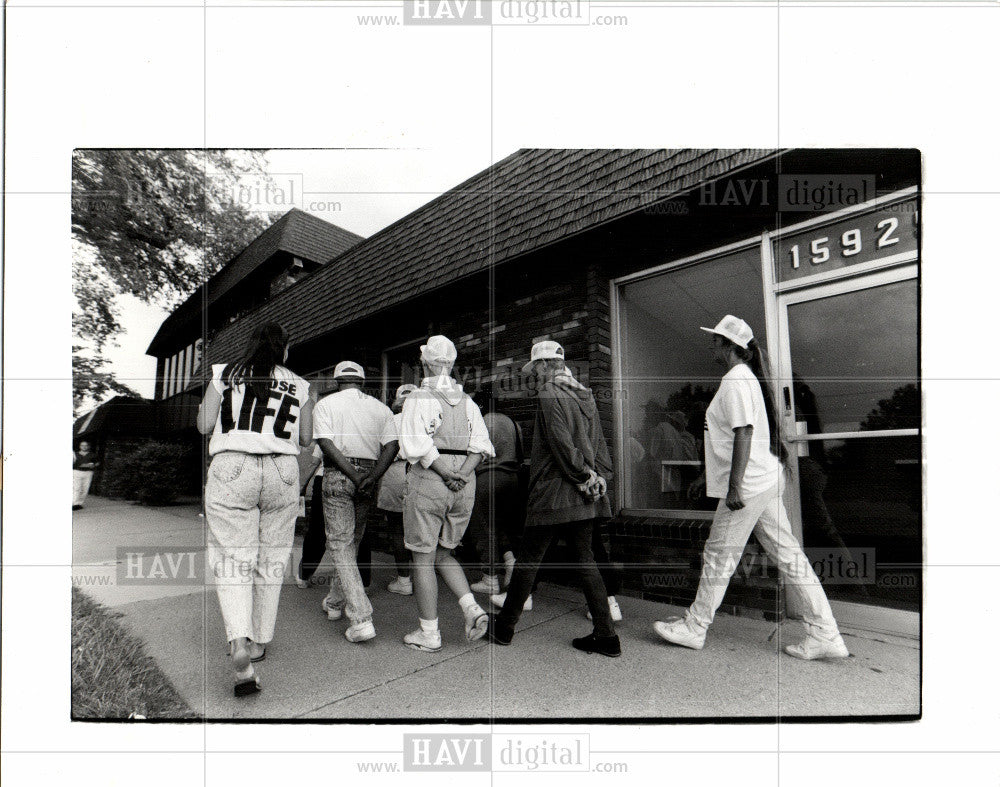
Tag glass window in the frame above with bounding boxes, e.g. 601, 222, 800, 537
618, 246, 766, 511
786, 279, 918, 433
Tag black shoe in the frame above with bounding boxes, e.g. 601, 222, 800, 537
572, 633, 621, 658
485, 614, 513, 646
72, 505, 83, 511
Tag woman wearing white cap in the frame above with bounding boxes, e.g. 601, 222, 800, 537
653, 315, 849, 661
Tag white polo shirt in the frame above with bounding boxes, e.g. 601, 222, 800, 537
704, 363, 782, 499
208, 364, 309, 456
313, 387, 394, 461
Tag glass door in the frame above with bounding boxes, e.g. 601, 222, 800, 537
776, 266, 920, 615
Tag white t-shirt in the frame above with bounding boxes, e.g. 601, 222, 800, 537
704, 363, 782, 499
313, 388, 394, 461
208, 364, 309, 456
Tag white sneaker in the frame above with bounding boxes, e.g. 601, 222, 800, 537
404, 627, 442, 653
345, 620, 376, 643
463, 603, 489, 642
295, 576, 309, 589
321, 596, 343, 621
387, 576, 413, 596
470, 574, 501, 594
784, 634, 850, 661
587, 596, 623, 622
653, 618, 706, 650
490, 592, 532, 611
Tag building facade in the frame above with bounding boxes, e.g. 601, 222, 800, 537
148, 149, 921, 635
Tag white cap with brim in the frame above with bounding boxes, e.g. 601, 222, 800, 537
699, 315, 754, 350
420, 335, 457, 366
522, 340, 566, 373
333, 360, 365, 380
394, 383, 418, 402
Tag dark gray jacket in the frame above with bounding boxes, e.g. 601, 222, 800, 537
525, 377, 613, 527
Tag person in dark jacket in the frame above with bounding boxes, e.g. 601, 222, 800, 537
487, 341, 621, 657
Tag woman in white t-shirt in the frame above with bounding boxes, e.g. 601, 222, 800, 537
196, 322, 314, 696
653, 316, 849, 661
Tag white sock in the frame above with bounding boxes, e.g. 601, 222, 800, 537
458, 593, 478, 613
419, 617, 439, 633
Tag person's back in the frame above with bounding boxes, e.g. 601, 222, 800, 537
478, 411, 519, 474
528, 376, 613, 525
313, 387, 393, 462
209, 363, 308, 456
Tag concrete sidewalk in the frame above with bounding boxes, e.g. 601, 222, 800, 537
72, 497, 921, 721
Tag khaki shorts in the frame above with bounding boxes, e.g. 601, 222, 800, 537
403, 464, 476, 553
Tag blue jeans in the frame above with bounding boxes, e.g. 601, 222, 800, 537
321, 464, 374, 624
205, 452, 299, 644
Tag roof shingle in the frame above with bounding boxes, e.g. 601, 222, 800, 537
199, 149, 778, 366
147, 208, 364, 355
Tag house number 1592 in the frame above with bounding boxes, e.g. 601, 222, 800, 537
788, 217, 900, 269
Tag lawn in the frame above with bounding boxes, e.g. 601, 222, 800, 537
71, 588, 197, 720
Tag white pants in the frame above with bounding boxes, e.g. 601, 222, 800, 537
73, 469, 94, 507
204, 452, 299, 644
687, 482, 841, 640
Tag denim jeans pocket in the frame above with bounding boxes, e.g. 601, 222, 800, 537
210, 453, 247, 484
271, 455, 297, 486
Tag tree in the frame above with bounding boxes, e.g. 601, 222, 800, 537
859, 383, 919, 431
72, 150, 278, 413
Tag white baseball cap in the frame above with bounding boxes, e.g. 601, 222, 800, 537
333, 360, 365, 380
700, 315, 754, 349
420, 335, 457, 366
522, 340, 566, 373
394, 383, 418, 401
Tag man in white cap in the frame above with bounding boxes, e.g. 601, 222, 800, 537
486, 340, 621, 657
397, 335, 495, 652
313, 361, 396, 643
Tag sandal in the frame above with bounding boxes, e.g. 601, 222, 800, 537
249, 645, 266, 663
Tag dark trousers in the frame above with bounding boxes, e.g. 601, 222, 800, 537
299, 480, 327, 581
591, 523, 622, 596
463, 469, 524, 575
359, 526, 373, 587
533, 522, 621, 596
384, 510, 411, 574
498, 519, 615, 638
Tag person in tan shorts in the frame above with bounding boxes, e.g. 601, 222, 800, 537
397, 335, 495, 652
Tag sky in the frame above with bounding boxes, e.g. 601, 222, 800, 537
102, 147, 518, 398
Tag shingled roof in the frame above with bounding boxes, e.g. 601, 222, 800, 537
147, 208, 364, 356
198, 149, 778, 366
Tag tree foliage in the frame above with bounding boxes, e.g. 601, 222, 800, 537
72, 150, 277, 413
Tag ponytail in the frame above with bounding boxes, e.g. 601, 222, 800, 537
223, 322, 288, 404
731, 338, 787, 464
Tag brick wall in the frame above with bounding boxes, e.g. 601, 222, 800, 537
608, 515, 784, 622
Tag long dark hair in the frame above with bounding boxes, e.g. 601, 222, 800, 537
223, 322, 288, 404
722, 336, 788, 464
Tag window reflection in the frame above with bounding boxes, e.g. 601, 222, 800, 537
619, 248, 766, 510
787, 279, 918, 433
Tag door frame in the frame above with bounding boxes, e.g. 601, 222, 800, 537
772, 265, 919, 637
